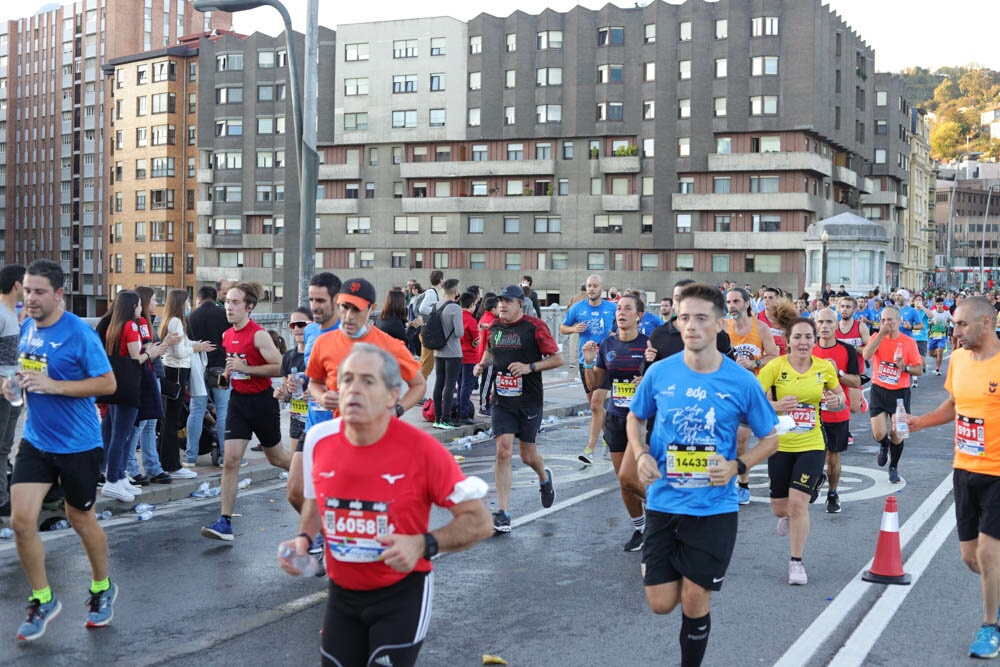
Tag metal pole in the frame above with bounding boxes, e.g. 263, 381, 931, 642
298, 0, 318, 307
984, 187, 996, 290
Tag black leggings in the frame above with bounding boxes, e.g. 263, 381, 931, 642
157, 366, 189, 473
322, 571, 431, 667
432, 356, 461, 422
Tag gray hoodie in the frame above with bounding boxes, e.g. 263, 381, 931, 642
433, 299, 464, 358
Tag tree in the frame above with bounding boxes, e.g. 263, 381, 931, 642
933, 78, 961, 106
930, 120, 964, 159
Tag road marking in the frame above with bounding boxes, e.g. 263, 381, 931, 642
774, 472, 954, 667
828, 503, 956, 666
745, 465, 905, 503
512, 485, 617, 529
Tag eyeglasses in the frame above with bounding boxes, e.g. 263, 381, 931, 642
289, 321, 309, 329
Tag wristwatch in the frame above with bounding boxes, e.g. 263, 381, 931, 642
736, 458, 747, 476
395, 403, 405, 418
529, 362, 536, 373
423, 532, 439, 559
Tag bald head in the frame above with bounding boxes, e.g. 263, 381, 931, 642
814, 308, 838, 341
957, 296, 996, 322
585, 275, 604, 302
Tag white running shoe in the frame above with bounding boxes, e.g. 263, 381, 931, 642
100, 480, 135, 503
788, 560, 808, 585
122, 479, 143, 495
170, 468, 197, 479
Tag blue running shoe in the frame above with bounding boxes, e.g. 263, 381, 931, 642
970, 624, 1000, 659
200, 517, 234, 541
85, 582, 118, 628
737, 486, 752, 505
16, 597, 62, 641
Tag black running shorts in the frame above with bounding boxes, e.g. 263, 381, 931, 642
603, 412, 629, 453
869, 384, 910, 418
822, 420, 850, 454
767, 449, 826, 498
226, 389, 281, 447
642, 510, 738, 592
11, 439, 103, 512
491, 405, 543, 444
954, 469, 1000, 542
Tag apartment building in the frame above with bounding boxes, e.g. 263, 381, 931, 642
933, 178, 1000, 288
0, 0, 229, 315
902, 107, 934, 290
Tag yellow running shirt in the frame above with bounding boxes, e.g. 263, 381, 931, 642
945, 349, 1000, 476
758, 356, 839, 452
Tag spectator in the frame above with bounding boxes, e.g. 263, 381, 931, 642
477, 295, 499, 416
186, 285, 231, 464
0, 264, 25, 516
457, 292, 480, 425
375, 289, 408, 343
417, 271, 445, 378
126, 285, 170, 486
520, 276, 541, 317
432, 279, 464, 429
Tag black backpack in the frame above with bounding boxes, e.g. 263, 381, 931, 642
422, 301, 456, 350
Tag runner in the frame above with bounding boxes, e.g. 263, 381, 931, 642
906, 296, 1000, 659
201, 282, 291, 541
862, 306, 923, 484
926, 297, 953, 375
280, 344, 491, 667
812, 308, 860, 514
725, 287, 779, 504
272, 307, 311, 472
758, 310, 846, 584
835, 296, 870, 416
758, 287, 789, 356
895, 293, 925, 388
560, 274, 617, 464
626, 283, 779, 667
474, 285, 563, 533
910, 295, 931, 383
580, 294, 649, 551
6, 259, 119, 640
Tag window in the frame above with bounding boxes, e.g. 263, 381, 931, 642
537, 30, 562, 49
430, 73, 445, 91
557, 179, 569, 196
597, 64, 624, 83
715, 19, 728, 39
752, 214, 781, 232
393, 74, 418, 93
876, 120, 888, 135
562, 141, 574, 159
506, 33, 516, 52
468, 217, 484, 234
679, 21, 691, 41
714, 97, 727, 117
344, 77, 368, 96
752, 136, 781, 152
429, 109, 446, 127
215, 119, 242, 136
597, 26, 624, 46
345, 43, 369, 61
468, 108, 481, 127
344, 113, 368, 131
215, 86, 242, 104
152, 92, 176, 113
394, 216, 419, 234
642, 138, 655, 157
678, 98, 691, 118
257, 117, 274, 134
712, 255, 730, 272
136, 159, 147, 179
345, 184, 359, 199
393, 39, 417, 58
594, 215, 623, 234
433, 182, 450, 197
468, 72, 481, 90
638, 254, 658, 272
346, 217, 371, 234
679, 60, 691, 80
713, 177, 731, 194
505, 70, 516, 88
150, 221, 174, 241
876, 90, 888, 106
506, 180, 524, 196
875, 149, 887, 164
532, 216, 561, 233
642, 177, 654, 196
392, 110, 417, 128
533, 144, 552, 160
536, 105, 561, 124
151, 189, 174, 209
751, 16, 779, 36
366, 183, 375, 199
137, 64, 149, 84
597, 102, 623, 121
258, 84, 274, 101
676, 254, 694, 272
587, 253, 605, 270
644, 62, 655, 81
435, 146, 451, 162
135, 255, 146, 273
644, 23, 656, 44
536, 67, 562, 86
151, 157, 175, 177
750, 95, 778, 115
257, 50, 275, 69
610, 177, 629, 195
505, 107, 515, 125
717, 137, 732, 154
392, 252, 408, 269
472, 144, 488, 161
507, 143, 524, 161
468, 35, 482, 54
715, 58, 728, 78
749, 176, 780, 193
715, 215, 731, 232
751, 56, 779, 76
136, 96, 148, 116
216, 53, 243, 71
135, 221, 147, 241
504, 217, 520, 233
678, 137, 690, 157
505, 253, 522, 271
430, 37, 446, 56
151, 125, 175, 146
676, 214, 692, 233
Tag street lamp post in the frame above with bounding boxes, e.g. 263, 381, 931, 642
193, 0, 318, 307
945, 152, 981, 290
820, 229, 829, 295
981, 186, 998, 290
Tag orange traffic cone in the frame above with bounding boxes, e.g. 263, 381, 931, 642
862, 495, 911, 585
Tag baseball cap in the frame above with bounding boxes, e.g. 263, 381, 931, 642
338, 278, 377, 310
498, 285, 525, 301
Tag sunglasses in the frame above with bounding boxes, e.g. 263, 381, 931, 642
289, 321, 309, 329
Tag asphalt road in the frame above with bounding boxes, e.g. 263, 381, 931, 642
0, 366, 990, 666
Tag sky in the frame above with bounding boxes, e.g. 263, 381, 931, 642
2, 0, 997, 73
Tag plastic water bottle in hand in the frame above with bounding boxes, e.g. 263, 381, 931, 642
894, 398, 910, 439
278, 543, 320, 576
894, 343, 904, 366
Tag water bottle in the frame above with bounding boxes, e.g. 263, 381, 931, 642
0, 527, 14, 539
278, 471, 289, 480
134, 503, 155, 514
894, 399, 910, 439
290, 367, 304, 399
207, 486, 222, 497
50, 519, 70, 531
97, 511, 113, 521
237, 478, 251, 490
278, 544, 320, 576
191, 482, 210, 498
137, 511, 153, 521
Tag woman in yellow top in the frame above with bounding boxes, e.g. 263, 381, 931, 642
758, 307, 846, 586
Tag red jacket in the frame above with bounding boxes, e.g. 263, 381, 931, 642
461, 310, 479, 364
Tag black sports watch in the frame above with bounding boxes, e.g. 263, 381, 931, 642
395, 403, 405, 418
423, 532, 439, 559
736, 458, 747, 476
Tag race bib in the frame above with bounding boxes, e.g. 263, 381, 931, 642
666, 444, 716, 489
324, 498, 391, 563
18, 355, 48, 376
877, 360, 902, 385
496, 372, 522, 397
929, 331, 946, 339
611, 380, 636, 409
956, 414, 985, 458
290, 397, 308, 419
788, 403, 816, 433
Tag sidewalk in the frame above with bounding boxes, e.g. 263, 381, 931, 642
86, 365, 592, 516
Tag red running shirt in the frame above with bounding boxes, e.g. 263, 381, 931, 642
222, 319, 271, 394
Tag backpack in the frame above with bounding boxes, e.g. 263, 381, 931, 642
422, 301, 456, 350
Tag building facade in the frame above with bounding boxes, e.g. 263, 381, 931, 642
902, 107, 934, 290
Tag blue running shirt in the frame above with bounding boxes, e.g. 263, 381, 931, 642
563, 299, 617, 357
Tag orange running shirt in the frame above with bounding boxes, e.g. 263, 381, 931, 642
870, 334, 921, 390
727, 318, 764, 373
945, 349, 1000, 475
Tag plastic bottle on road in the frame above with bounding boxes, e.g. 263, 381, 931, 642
137, 511, 154, 521
894, 398, 910, 439
134, 503, 155, 514
50, 519, 70, 531
191, 482, 210, 498
237, 478, 251, 490
0, 527, 13, 539
278, 471, 289, 480
278, 544, 320, 576
97, 511, 113, 521
207, 486, 222, 497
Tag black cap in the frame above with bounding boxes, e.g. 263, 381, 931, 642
498, 285, 525, 301
338, 278, 377, 309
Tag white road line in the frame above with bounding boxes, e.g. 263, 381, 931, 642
774, 473, 954, 667
511, 485, 617, 529
828, 503, 956, 666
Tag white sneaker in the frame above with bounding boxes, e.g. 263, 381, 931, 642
100, 480, 135, 503
788, 560, 808, 585
122, 479, 143, 495
170, 468, 197, 479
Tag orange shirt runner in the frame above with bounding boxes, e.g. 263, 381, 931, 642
869, 335, 921, 391
727, 319, 764, 374
946, 349, 1000, 476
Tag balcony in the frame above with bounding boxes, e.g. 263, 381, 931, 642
597, 156, 641, 174
693, 231, 806, 250
315, 199, 359, 215
601, 194, 640, 211
196, 200, 213, 216
197, 169, 213, 184
833, 165, 858, 188
400, 159, 554, 179
672, 192, 826, 212
196, 233, 214, 248
707, 152, 831, 177
317, 163, 361, 180
860, 177, 875, 194
401, 195, 552, 214
862, 190, 907, 208
197, 266, 273, 284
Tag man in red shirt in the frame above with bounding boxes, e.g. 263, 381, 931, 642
280, 344, 491, 667
201, 282, 289, 542
457, 291, 480, 425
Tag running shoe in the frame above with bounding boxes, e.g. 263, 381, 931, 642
149, 472, 172, 484
826, 491, 842, 514
539, 467, 555, 508
100, 479, 135, 503
848, 434, 855, 446
737, 486, 752, 505
129, 474, 151, 486
970, 624, 1000, 659
912, 377, 919, 389
623, 530, 643, 552
889, 467, 901, 484
810, 473, 827, 504
788, 560, 808, 586
122, 479, 143, 495
776, 516, 790, 537
85, 582, 118, 628
492, 510, 511, 534
934, 369, 942, 376
200, 517, 234, 541
877, 443, 889, 467
578, 447, 594, 465
16, 597, 62, 641
170, 468, 197, 479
